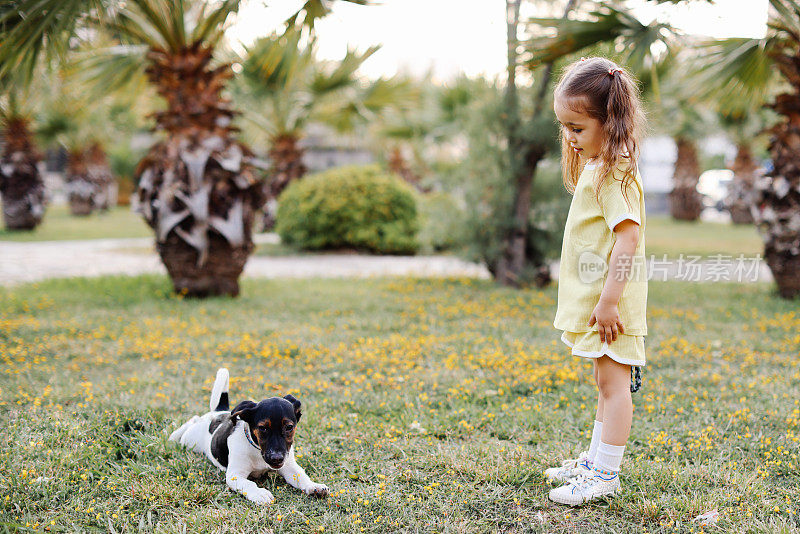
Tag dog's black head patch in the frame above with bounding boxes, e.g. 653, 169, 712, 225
232, 396, 302, 469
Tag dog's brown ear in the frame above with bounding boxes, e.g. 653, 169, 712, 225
232, 400, 257, 423
284, 395, 302, 422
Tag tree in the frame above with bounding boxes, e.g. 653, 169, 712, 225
661, 78, 709, 221
687, 39, 780, 224
498, 0, 687, 284
686, 0, 800, 298
492, 0, 578, 287
369, 75, 489, 192
0, 0, 369, 297
37, 66, 120, 216
238, 29, 415, 201
0, 85, 46, 230
525, 2, 711, 222
718, 111, 771, 224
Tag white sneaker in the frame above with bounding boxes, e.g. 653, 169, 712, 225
543, 451, 592, 484
548, 470, 621, 506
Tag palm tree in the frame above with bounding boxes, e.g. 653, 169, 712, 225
525, 3, 711, 222
685, 38, 779, 225
688, 0, 800, 298
719, 112, 769, 224
528, 0, 800, 298
238, 29, 414, 200
36, 65, 122, 216
115, 1, 269, 297
664, 96, 708, 221
1, 0, 369, 297
0, 82, 46, 230
86, 141, 116, 210
383, 75, 491, 191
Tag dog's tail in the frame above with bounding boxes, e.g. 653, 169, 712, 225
209, 368, 230, 412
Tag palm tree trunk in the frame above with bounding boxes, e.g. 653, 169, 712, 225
86, 143, 116, 211
135, 44, 266, 298
0, 118, 46, 230
262, 133, 307, 230
753, 89, 800, 299
668, 137, 704, 221
725, 143, 758, 224
66, 148, 95, 216
268, 133, 307, 198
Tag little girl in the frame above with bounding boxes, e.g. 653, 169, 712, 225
545, 57, 648, 506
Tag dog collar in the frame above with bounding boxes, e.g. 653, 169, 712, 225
243, 424, 260, 451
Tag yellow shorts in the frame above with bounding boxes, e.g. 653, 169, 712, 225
560, 330, 646, 367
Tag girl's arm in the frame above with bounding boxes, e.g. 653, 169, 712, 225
588, 219, 640, 344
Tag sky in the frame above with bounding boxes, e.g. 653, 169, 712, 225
229, 0, 769, 81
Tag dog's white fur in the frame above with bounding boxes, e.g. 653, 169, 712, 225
168, 368, 328, 504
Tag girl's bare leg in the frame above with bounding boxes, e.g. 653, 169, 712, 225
593, 360, 604, 422
595, 355, 631, 446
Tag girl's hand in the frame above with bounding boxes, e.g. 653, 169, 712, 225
588, 299, 625, 344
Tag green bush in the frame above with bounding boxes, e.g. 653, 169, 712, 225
276, 165, 419, 254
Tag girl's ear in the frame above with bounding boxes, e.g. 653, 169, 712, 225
232, 400, 257, 423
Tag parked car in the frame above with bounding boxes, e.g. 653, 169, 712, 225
697, 169, 733, 211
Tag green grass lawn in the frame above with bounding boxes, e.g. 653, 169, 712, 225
645, 215, 763, 259
1, 206, 765, 263
0, 205, 151, 242
1, 276, 798, 532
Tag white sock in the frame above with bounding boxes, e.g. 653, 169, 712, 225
587, 421, 603, 465
594, 441, 625, 474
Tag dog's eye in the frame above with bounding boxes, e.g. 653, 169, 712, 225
285, 424, 294, 432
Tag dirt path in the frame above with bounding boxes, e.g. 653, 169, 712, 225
0, 234, 773, 287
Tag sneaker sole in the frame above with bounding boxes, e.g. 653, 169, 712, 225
548, 487, 621, 507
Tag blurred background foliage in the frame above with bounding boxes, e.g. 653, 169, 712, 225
1, 0, 798, 296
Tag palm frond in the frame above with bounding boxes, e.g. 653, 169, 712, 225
128, 0, 181, 50
285, 0, 370, 32
524, 3, 675, 74
360, 76, 418, 114
0, 0, 105, 81
768, 0, 800, 42
687, 37, 777, 116
310, 45, 379, 95
192, 0, 241, 45
106, 7, 171, 50
243, 31, 309, 93
72, 44, 149, 96
240, 26, 410, 141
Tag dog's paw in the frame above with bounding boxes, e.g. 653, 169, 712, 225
247, 488, 275, 505
303, 483, 329, 498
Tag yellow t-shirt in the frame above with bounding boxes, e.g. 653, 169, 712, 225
553, 160, 648, 335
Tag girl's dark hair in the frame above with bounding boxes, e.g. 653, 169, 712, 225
554, 57, 645, 209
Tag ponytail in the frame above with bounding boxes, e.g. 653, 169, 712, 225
554, 57, 645, 211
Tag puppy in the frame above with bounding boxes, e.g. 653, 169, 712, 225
168, 368, 328, 504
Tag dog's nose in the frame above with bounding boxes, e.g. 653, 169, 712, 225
266, 453, 284, 466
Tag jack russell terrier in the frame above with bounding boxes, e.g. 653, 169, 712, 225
168, 368, 328, 504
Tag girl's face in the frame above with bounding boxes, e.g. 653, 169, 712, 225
554, 97, 604, 161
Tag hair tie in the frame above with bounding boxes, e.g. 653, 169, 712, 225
608, 68, 623, 77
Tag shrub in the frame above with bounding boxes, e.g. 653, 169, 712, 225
276, 165, 419, 254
